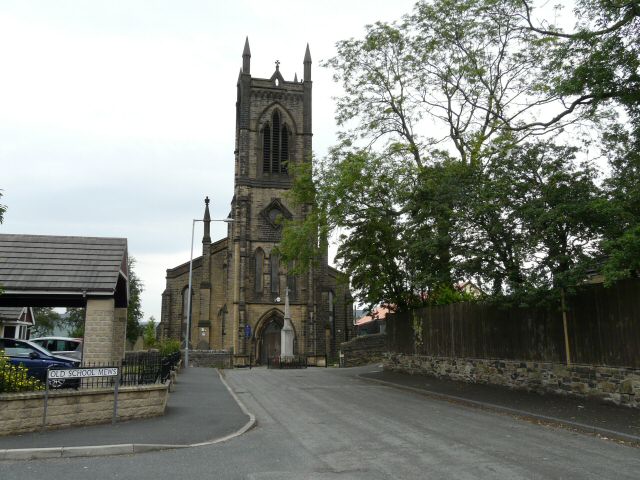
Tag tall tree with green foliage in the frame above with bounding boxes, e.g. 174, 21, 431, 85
520, 0, 640, 284
601, 125, 640, 283
0, 190, 5, 225
32, 308, 62, 337
327, 151, 411, 310
280, 0, 639, 309
143, 316, 157, 349
521, 0, 639, 126
65, 308, 85, 337
127, 256, 144, 343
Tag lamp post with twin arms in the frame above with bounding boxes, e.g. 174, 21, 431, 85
184, 197, 233, 368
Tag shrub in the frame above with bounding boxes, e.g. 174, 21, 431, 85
0, 350, 45, 393
158, 339, 181, 357
143, 318, 157, 349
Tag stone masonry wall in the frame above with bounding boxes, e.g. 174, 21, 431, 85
83, 298, 116, 365
340, 334, 387, 367
385, 353, 640, 409
187, 350, 233, 368
0, 383, 169, 436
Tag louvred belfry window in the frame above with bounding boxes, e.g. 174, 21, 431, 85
262, 110, 290, 174
263, 124, 271, 173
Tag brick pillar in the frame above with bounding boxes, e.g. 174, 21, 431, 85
83, 298, 120, 365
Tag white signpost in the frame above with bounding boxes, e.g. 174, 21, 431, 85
43, 367, 121, 430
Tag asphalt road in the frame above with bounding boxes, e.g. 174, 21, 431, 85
2, 366, 639, 479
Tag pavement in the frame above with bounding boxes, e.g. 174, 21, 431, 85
359, 367, 640, 444
0, 367, 254, 461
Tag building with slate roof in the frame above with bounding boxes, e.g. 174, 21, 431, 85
0, 306, 34, 340
160, 40, 353, 364
0, 234, 129, 364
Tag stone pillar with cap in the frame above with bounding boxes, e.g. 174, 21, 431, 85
280, 287, 295, 359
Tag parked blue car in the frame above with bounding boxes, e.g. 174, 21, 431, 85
0, 338, 80, 388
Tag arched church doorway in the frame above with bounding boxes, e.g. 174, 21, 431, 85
256, 315, 283, 365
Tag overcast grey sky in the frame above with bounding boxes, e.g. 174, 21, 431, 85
0, 0, 418, 322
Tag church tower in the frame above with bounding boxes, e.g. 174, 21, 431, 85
161, 39, 353, 365
227, 38, 316, 361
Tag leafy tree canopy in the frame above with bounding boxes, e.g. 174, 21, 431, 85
32, 308, 62, 337
0, 190, 5, 225
143, 316, 157, 349
127, 256, 144, 343
280, 0, 639, 310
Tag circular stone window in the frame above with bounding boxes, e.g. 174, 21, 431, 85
268, 208, 282, 225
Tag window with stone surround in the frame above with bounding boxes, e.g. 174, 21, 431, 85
287, 261, 296, 299
328, 290, 334, 330
262, 110, 290, 174
270, 252, 280, 294
254, 248, 264, 293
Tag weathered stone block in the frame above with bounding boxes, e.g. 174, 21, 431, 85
620, 379, 634, 394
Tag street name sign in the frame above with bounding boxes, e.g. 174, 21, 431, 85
48, 367, 119, 379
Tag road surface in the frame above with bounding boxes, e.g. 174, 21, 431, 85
2, 366, 638, 479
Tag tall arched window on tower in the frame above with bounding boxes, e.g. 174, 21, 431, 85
262, 110, 290, 174
287, 261, 296, 299
272, 111, 281, 173
281, 124, 289, 173
262, 124, 271, 173
254, 248, 264, 293
328, 291, 334, 330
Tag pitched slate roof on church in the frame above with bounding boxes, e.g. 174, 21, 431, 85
0, 234, 128, 307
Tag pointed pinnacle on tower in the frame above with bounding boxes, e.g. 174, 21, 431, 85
242, 36, 251, 74
203, 196, 211, 244
303, 43, 311, 81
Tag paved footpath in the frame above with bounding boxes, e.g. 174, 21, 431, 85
360, 367, 640, 444
0, 367, 251, 458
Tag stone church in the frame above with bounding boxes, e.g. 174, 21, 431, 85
160, 39, 354, 364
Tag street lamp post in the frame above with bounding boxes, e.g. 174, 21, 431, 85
184, 218, 201, 369
184, 207, 233, 368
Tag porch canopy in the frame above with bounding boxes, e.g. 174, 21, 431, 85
0, 234, 128, 308
0, 234, 129, 364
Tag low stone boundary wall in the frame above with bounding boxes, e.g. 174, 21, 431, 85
340, 334, 387, 367
385, 353, 640, 408
307, 355, 327, 367
187, 350, 232, 368
0, 383, 169, 436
